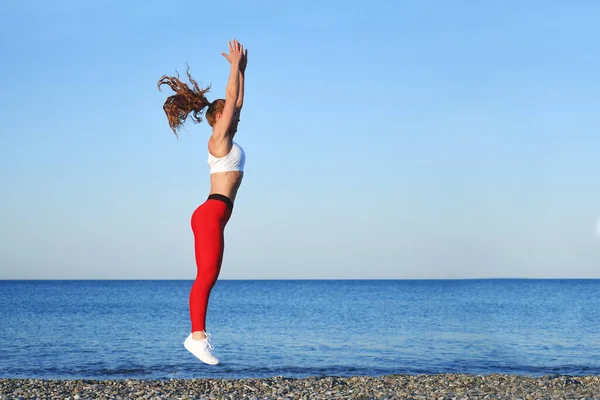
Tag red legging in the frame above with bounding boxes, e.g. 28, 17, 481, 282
189, 194, 232, 333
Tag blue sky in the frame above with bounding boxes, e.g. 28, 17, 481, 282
1, 0, 599, 279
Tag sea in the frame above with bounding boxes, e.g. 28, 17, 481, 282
1, 279, 600, 380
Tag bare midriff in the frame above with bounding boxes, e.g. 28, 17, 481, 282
209, 171, 244, 203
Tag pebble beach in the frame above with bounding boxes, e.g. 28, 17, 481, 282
2, 374, 600, 400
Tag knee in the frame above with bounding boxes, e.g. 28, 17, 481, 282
192, 276, 216, 292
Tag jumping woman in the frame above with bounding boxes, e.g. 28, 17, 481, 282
157, 39, 247, 365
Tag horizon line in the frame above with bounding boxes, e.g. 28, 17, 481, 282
2, 277, 600, 281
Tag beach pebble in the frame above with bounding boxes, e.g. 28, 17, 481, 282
2, 374, 600, 399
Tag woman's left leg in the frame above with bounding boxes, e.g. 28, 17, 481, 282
189, 204, 228, 335
184, 197, 231, 365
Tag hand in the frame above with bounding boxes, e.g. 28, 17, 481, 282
222, 39, 246, 70
239, 48, 248, 73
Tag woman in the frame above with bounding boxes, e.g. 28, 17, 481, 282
157, 39, 248, 365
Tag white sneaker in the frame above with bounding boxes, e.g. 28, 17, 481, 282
184, 333, 219, 365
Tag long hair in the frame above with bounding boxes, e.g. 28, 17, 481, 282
157, 66, 211, 137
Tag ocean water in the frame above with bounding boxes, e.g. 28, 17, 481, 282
1, 279, 600, 380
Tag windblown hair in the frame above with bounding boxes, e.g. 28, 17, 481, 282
157, 67, 214, 137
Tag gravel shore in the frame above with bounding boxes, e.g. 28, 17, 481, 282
2, 374, 600, 399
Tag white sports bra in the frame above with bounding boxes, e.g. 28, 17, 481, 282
207, 141, 246, 174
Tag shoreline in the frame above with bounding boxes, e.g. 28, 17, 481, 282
2, 374, 600, 399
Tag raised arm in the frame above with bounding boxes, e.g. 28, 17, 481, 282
210, 40, 244, 142
223, 48, 247, 136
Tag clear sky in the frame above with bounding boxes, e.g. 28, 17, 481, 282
1, 0, 599, 280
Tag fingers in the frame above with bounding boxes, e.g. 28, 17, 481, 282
226, 39, 246, 64
231, 39, 243, 53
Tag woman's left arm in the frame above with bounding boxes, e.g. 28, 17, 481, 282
226, 49, 247, 136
